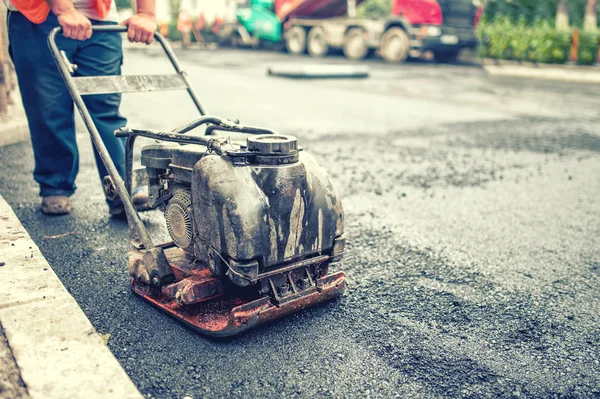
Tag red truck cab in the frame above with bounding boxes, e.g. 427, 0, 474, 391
390, 0, 480, 62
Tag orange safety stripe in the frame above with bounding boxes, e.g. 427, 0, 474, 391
11, 0, 113, 24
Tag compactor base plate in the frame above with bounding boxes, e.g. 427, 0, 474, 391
130, 248, 346, 337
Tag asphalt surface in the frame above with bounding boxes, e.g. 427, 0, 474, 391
1, 45, 600, 399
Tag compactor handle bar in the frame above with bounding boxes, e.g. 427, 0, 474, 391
47, 25, 209, 251
46, 26, 277, 252
48, 25, 205, 115
50, 25, 182, 78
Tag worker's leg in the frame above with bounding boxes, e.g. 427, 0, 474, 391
182, 31, 191, 48
72, 20, 127, 206
193, 30, 204, 45
7, 11, 80, 198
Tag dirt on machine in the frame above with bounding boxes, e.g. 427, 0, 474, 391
49, 26, 346, 336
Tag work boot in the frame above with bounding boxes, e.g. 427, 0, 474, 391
109, 189, 149, 219
41, 195, 71, 215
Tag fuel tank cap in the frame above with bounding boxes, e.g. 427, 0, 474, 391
247, 135, 298, 155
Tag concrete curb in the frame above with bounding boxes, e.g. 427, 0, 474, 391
482, 60, 600, 83
0, 116, 29, 147
0, 194, 143, 399
1, 91, 30, 147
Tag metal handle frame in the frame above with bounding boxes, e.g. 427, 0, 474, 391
49, 25, 205, 114
118, 118, 277, 197
48, 26, 277, 253
48, 25, 206, 250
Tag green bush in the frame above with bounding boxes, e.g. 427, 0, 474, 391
166, 21, 179, 41
480, 0, 598, 29
577, 31, 599, 65
478, 18, 571, 64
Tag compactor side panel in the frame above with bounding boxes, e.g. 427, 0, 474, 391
191, 152, 344, 270
191, 155, 269, 270
309, 151, 344, 239
250, 151, 342, 265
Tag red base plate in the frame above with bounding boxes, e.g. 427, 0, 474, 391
130, 250, 346, 337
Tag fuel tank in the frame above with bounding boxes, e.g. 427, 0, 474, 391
190, 135, 344, 277
142, 135, 345, 285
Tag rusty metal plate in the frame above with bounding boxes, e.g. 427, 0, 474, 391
161, 274, 223, 306
129, 248, 346, 337
72, 74, 188, 95
131, 272, 345, 337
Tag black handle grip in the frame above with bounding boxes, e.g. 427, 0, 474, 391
48, 25, 167, 43
48, 25, 181, 78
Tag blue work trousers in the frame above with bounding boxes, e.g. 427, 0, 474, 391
8, 11, 127, 200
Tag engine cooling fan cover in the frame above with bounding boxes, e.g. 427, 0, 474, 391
165, 191, 194, 251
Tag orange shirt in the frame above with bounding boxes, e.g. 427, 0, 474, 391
177, 11, 192, 33
194, 14, 205, 31
10, 0, 113, 23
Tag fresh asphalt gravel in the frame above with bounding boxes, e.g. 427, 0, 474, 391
1, 46, 599, 399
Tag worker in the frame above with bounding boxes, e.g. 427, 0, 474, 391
192, 12, 206, 47
177, 10, 192, 48
212, 16, 223, 35
159, 20, 169, 38
4, 0, 156, 217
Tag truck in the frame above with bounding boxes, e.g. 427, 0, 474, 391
218, 0, 481, 63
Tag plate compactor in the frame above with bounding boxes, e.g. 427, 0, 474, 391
49, 26, 346, 336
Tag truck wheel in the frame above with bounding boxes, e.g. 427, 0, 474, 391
434, 50, 459, 63
307, 26, 329, 57
343, 28, 368, 60
286, 26, 307, 55
380, 27, 409, 63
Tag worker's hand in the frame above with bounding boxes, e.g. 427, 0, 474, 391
120, 13, 156, 44
56, 8, 92, 41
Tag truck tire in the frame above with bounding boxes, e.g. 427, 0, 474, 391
380, 27, 409, 63
307, 26, 329, 57
343, 28, 368, 60
286, 26, 307, 55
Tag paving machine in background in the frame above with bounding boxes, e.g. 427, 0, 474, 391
49, 26, 346, 336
